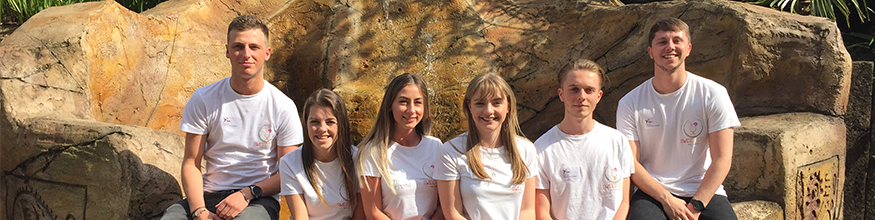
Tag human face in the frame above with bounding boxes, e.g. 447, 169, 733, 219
392, 85, 425, 133
307, 106, 338, 153
468, 89, 508, 135
558, 70, 603, 120
226, 29, 271, 81
647, 30, 691, 74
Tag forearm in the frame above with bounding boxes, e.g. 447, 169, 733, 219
692, 155, 731, 206
630, 161, 672, 203
612, 178, 631, 220
535, 189, 552, 220
181, 162, 206, 210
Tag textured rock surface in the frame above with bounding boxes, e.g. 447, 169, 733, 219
266, 0, 852, 141
732, 200, 784, 220
844, 61, 873, 220
728, 113, 845, 220
0, 118, 183, 220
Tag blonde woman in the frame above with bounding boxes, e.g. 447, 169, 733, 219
434, 72, 538, 220
279, 89, 364, 220
356, 73, 444, 219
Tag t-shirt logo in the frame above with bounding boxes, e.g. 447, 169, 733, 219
422, 162, 435, 179
561, 166, 580, 179
258, 125, 276, 142
605, 165, 621, 183
644, 118, 660, 128
683, 118, 704, 137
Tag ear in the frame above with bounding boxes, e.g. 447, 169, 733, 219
647, 46, 653, 60
557, 87, 565, 102
265, 47, 272, 61
225, 44, 231, 59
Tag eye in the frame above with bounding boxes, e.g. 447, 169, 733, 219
571, 87, 580, 93
414, 100, 423, 105
326, 120, 337, 125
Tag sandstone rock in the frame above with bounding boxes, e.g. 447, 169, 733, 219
0, 117, 183, 220
732, 200, 784, 220
727, 113, 845, 220
844, 61, 873, 220
266, 0, 851, 141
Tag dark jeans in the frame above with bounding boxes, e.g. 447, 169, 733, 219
627, 190, 737, 220
160, 190, 279, 220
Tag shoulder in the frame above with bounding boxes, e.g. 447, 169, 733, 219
618, 77, 653, 104
514, 135, 536, 154
594, 122, 627, 140
687, 72, 729, 93
533, 126, 560, 152
441, 134, 469, 154
280, 148, 305, 171
423, 135, 444, 149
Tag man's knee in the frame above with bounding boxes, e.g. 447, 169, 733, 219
627, 191, 668, 220
699, 195, 738, 220
235, 198, 279, 220
160, 201, 190, 220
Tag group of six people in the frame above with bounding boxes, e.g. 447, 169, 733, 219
160, 15, 739, 220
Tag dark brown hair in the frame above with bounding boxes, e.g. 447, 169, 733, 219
301, 89, 357, 206
648, 18, 691, 44
227, 15, 270, 44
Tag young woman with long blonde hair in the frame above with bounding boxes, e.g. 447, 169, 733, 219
434, 72, 538, 220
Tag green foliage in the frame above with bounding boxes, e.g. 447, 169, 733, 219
1, 0, 168, 24
746, 0, 872, 26
846, 31, 875, 53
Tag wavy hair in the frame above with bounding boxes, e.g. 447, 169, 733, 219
301, 89, 357, 206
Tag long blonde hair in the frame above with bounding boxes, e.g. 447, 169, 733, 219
455, 72, 529, 184
356, 73, 432, 193
301, 89, 357, 206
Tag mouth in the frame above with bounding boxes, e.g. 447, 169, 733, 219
662, 54, 678, 59
314, 134, 331, 141
241, 62, 255, 67
479, 115, 499, 123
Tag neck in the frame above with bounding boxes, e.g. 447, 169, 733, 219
558, 114, 595, 135
229, 74, 265, 95
478, 129, 503, 149
392, 127, 421, 147
313, 147, 337, 162
652, 66, 687, 94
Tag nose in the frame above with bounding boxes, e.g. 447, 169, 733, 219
317, 122, 329, 133
243, 46, 253, 59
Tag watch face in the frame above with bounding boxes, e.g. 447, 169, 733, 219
691, 199, 705, 211
250, 185, 263, 198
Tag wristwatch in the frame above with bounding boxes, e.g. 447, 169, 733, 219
689, 199, 706, 211
248, 185, 263, 199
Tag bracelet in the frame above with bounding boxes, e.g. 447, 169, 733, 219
189, 206, 205, 215
192, 208, 208, 218
238, 190, 250, 203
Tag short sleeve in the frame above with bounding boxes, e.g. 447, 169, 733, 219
276, 99, 304, 147
619, 136, 634, 178
180, 91, 209, 135
279, 153, 303, 196
359, 144, 381, 177
433, 141, 462, 181
616, 97, 639, 141
536, 150, 549, 190
706, 87, 741, 133
520, 140, 539, 179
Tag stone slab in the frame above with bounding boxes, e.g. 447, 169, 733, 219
727, 112, 845, 220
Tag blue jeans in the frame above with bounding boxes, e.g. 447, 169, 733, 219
627, 190, 737, 220
160, 190, 279, 220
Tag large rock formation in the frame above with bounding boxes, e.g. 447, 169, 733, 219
0, 0, 853, 219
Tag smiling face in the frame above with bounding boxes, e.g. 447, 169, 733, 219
468, 89, 509, 135
226, 28, 271, 81
391, 84, 425, 134
307, 105, 338, 153
647, 30, 691, 74
558, 69, 603, 120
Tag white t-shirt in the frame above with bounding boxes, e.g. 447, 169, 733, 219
433, 133, 538, 220
279, 147, 359, 220
616, 72, 740, 197
534, 123, 634, 220
180, 77, 303, 201
360, 136, 442, 220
